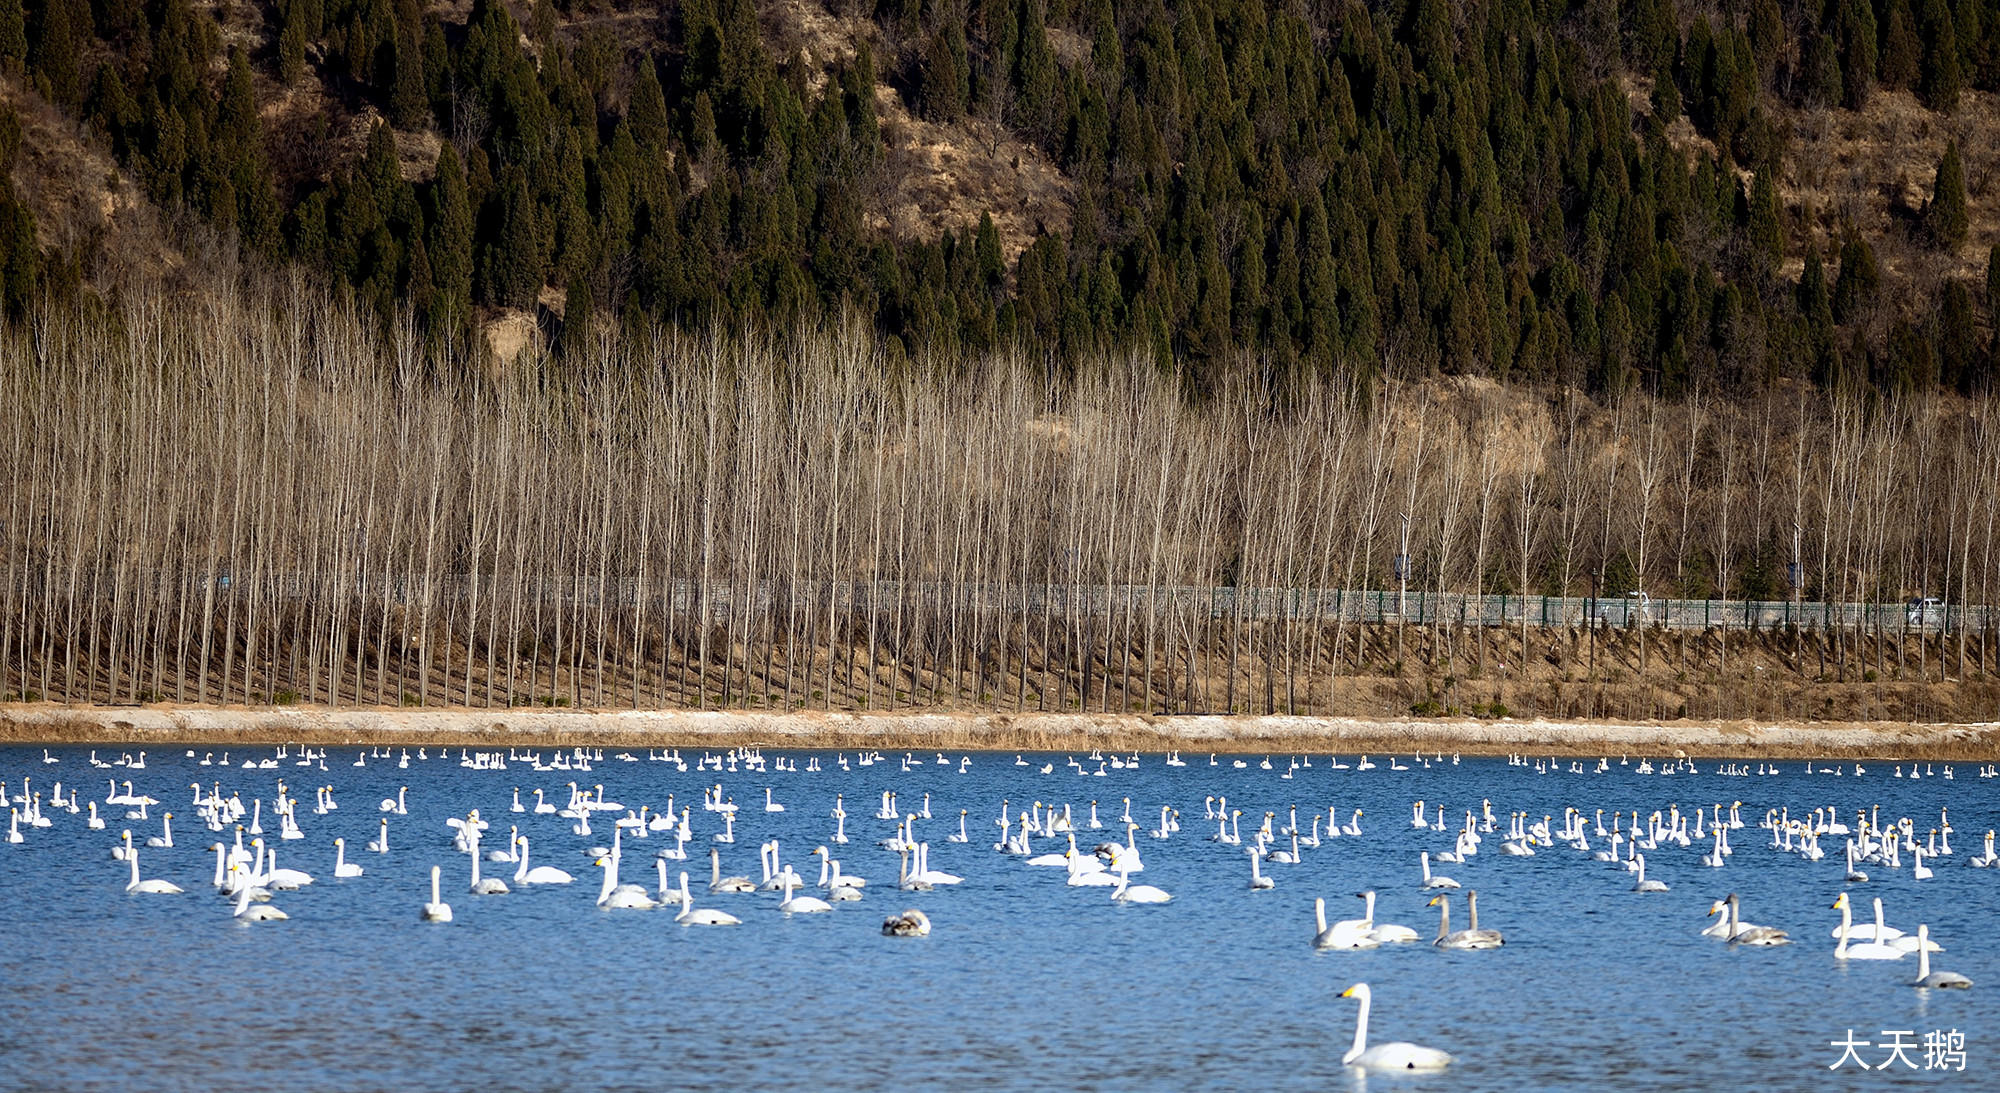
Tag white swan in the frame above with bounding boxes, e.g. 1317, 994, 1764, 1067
421, 865, 453, 922
1914, 926, 1972, 988
1110, 868, 1171, 903
146, 812, 174, 848
1249, 849, 1276, 890
1833, 893, 1903, 959
1632, 853, 1668, 892
231, 868, 288, 921
593, 855, 657, 909
123, 837, 183, 894
1337, 983, 1452, 1070
1827, 893, 1904, 940
882, 908, 932, 936
1359, 890, 1419, 942
512, 835, 575, 885
467, 842, 509, 895
333, 838, 363, 878
674, 872, 740, 925
911, 844, 962, 885
262, 843, 314, 889
1420, 851, 1459, 889
1313, 896, 1379, 949
777, 874, 833, 913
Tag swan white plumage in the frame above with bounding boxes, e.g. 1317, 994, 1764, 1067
1337, 983, 1452, 1070
593, 855, 656, 909
1420, 851, 1459, 889
1632, 853, 1668, 892
231, 867, 287, 920
1248, 849, 1276, 890
261, 843, 314, 889
123, 836, 183, 894
333, 838, 363, 878
1313, 896, 1379, 949
777, 874, 833, 913
1110, 868, 1170, 903
1913, 925, 1972, 988
512, 835, 575, 885
466, 841, 508, 895
1359, 890, 1419, 943
1833, 893, 1903, 959
674, 872, 740, 925
421, 865, 453, 922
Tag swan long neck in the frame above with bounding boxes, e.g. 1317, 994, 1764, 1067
1435, 898, 1450, 941
1835, 900, 1849, 954
1315, 898, 1327, 934
1918, 927, 1931, 979
1363, 891, 1376, 925
1346, 988, 1370, 1063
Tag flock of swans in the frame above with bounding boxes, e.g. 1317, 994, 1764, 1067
5, 743, 1990, 1073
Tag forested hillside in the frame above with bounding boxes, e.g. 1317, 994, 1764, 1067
0, 0, 1996, 391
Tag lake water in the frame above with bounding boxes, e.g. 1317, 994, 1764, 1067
0, 743, 1992, 1090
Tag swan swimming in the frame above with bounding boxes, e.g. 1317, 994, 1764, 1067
1832, 893, 1902, 959
122, 836, 183, 894
1913, 925, 1972, 988
1337, 983, 1452, 1070
421, 865, 453, 922
882, 908, 932, 936
673, 872, 740, 925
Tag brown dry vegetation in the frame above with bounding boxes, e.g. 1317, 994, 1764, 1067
1781, 90, 2000, 288
754, 0, 1074, 262
0, 78, 174, 280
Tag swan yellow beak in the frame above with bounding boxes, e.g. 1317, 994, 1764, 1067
1339, 986, 1356, 998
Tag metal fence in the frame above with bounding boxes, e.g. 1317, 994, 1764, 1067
158, 572, 1998, 633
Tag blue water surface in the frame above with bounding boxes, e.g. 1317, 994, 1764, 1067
0, 743, 1993, 1091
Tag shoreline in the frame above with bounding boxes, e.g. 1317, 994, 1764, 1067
4, 704, 1999, 760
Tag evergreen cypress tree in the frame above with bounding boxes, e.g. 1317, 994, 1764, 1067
428, 143, 474, 325
1927, 141, 1968, 250
30, 0, 83, 105
1746, 168, 1783, 262
1940, 280, 1977, 390
1918, 0, 1965, 110
920, 24, 970, 122
0, 0, 25, 73
1832, 235, 1880, 323
1836, 0, 1878, 108
1880, 0, 1921, 89
279, 5, 308, 85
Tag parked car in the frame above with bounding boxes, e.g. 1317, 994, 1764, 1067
1598, 591, 1653, 627
1906, 597, 1944, 627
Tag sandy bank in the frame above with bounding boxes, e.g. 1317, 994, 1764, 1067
4, 704, 1999, 759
